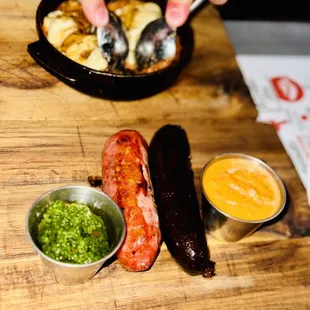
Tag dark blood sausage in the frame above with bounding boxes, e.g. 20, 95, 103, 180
148, 124, 215, 278
102, 130, 161, 271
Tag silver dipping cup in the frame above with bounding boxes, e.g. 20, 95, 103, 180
26, 185, 126, 285
200, 153, 287, 242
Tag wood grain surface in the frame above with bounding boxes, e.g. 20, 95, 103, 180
0, 0, 309, 309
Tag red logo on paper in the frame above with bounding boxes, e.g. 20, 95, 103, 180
270, 76, 304, 102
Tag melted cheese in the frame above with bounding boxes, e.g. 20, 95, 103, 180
85, 47, 108, 71
43, 10, 64, 33
43, 0, 169, 72
64, 35, 107, 71
114, 2, 162, 68
44, 11, 78, 48
64, 35, 97, 62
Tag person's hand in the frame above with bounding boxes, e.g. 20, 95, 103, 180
166, 0, 227, 29
80, 0, 109, 27
80, 0, 227, 28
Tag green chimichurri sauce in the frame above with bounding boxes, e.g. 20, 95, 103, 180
37, 200, 109, 264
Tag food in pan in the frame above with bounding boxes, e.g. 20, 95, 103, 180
102, 130, 161, 271
37, 200, 109, 264
148, 124, 215, 278
42, 0, 181, 73
202, 157, 283, 221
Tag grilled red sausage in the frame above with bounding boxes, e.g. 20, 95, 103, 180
102, 130, 161, 271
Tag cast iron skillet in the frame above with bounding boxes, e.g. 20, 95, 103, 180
27, 0, 194, 100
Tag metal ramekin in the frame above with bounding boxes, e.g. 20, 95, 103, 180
200, 153, 287, 242
26, 185, 126, 285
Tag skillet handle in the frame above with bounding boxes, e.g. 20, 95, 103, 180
27, 40, 79, 84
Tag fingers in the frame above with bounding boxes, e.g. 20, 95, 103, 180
165, 0, 228, 29
165, 0, 192, 30
79, 0, 109, 27
209, 0, 227, 4
79, 0, 228, 29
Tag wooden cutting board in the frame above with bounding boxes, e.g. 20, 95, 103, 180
0, 1, 309, 309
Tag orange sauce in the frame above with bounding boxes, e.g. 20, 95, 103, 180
202, 158, 282, 221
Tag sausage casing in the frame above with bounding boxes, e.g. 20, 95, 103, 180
102, 130, 161, 271
148, 124, 215, 277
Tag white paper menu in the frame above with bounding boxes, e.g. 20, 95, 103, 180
236, 55, 310, 203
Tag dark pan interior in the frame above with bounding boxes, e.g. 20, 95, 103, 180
28, 0, 194, 100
